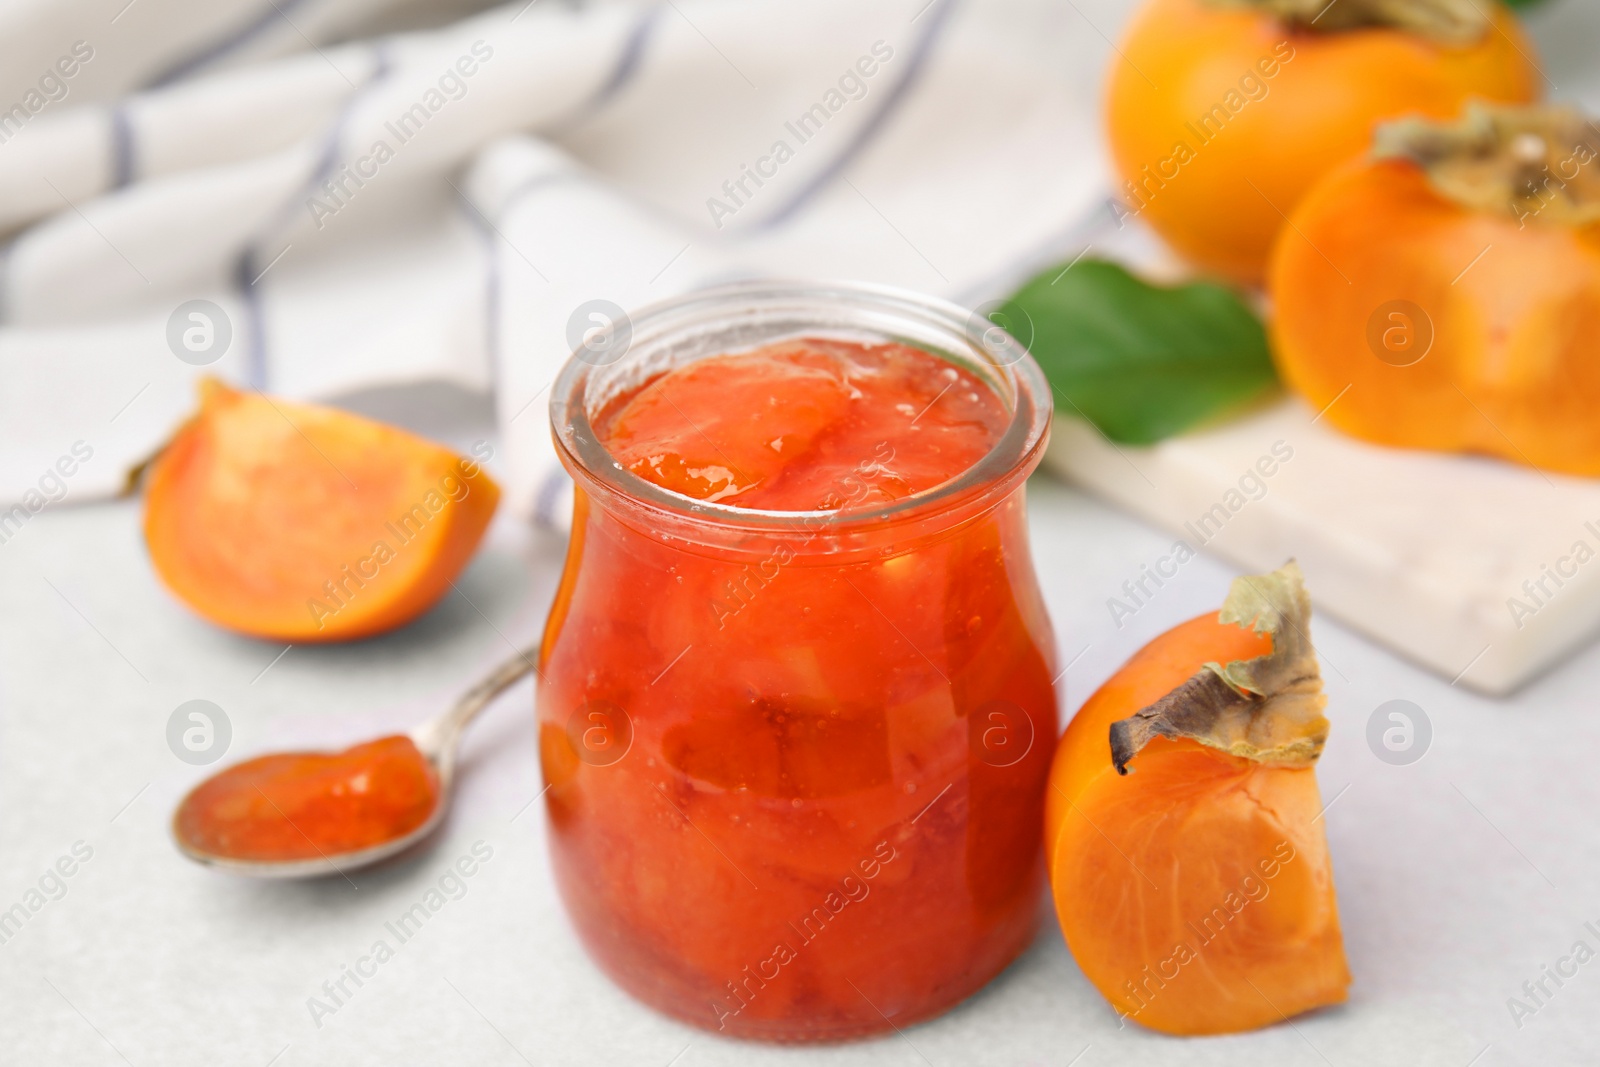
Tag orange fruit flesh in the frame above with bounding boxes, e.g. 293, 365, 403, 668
1046, 614, 1350, 1035
143, 382, 500, 642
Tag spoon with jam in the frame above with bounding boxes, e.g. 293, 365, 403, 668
172, 645, 538, 878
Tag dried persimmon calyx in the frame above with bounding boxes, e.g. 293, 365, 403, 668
1109, 561, 1329, 775
1205, 0, 1489, 44
1374, 103, 1600, 227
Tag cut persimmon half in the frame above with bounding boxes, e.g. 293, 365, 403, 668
143, 380, 499, 642
1046, 562, 1349, 1035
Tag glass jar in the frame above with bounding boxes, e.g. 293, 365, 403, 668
538, 281, 1058, 1041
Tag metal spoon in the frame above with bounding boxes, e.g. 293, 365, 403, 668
173, 644, 540, 879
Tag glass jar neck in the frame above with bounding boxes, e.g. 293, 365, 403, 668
549, 281, 1053, 562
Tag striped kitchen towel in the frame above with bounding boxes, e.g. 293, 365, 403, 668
0, 0, 1127, 525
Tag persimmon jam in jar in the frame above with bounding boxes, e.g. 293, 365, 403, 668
540, 282, 1058, 1041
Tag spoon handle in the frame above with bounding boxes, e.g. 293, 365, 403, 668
412, 644, 541, 758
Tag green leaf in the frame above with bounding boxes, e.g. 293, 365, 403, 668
1500, 0, 1548, 8
996, 259, 1278, 445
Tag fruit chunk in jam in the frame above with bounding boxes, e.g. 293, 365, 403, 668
540, 336, 1057, 1040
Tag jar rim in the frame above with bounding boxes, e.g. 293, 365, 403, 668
548, 279, 1053, 539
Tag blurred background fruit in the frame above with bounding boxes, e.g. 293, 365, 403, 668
1269, 104, 1600, 475
1106, 0, 1542, 284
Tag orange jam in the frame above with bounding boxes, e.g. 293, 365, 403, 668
597, 338, 1008, 509
173, 736, 439, 863
540, 302, 1057, 1041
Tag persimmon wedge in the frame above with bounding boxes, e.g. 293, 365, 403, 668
144, 380, 499, 642
1046, 563, 1349, 1035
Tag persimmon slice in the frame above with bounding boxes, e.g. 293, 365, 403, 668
143, 380, 499, 642
1046, 563, 1349, 1035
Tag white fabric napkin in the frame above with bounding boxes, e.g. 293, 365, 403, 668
0, 0, 1125, 526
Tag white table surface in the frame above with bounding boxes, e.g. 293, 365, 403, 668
4, 454, 1598, 1067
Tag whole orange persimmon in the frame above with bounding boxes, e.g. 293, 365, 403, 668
1106, 0, 1540, 284
1047, 563, 1348, 1035
1269, 105, 1600, 476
